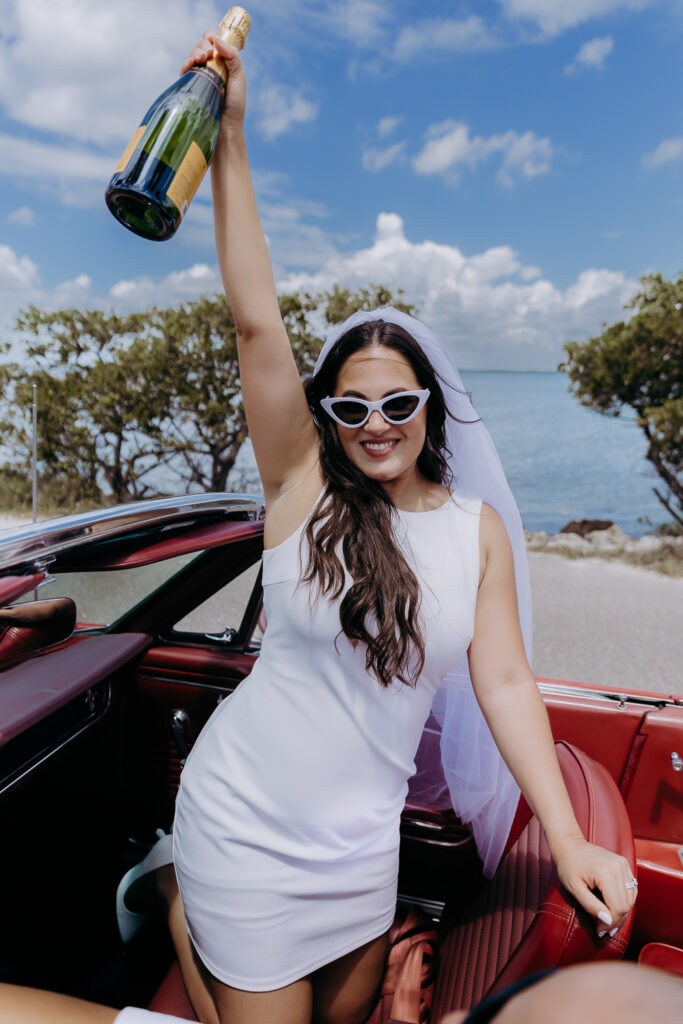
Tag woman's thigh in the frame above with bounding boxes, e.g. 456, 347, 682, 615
311, 930, 390, 1024
207, 974, 313, 1024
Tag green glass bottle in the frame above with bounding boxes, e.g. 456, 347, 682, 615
105, 7, 250, 241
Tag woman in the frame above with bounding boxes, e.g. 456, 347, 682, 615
165, 31, 637, 1024
0, 28, 637, 1024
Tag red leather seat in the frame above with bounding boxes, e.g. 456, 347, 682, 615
431, 742, 636, 1019
148, 742, 636, 1021
638, 942, 683, 978
148, 965, 195, 1020
0, 598, 76, 668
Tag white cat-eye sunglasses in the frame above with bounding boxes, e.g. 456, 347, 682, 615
320, 389, 430, 428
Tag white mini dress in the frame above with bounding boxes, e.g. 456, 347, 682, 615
172, 490, 482, 991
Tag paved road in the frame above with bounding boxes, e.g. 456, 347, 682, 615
3, 510, 681, 697
529, 552, 683, 696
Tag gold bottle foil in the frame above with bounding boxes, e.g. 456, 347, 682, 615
218, 7, 251, 49
207, 6, 251, 83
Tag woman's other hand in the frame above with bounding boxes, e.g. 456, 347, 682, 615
552, 836, 637, 937
180, 31, 246, 131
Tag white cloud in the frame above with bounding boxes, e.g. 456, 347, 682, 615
109, 263, 223, 309
0, 244, 40, 293
0, 242, 92, 347
394, 15, 497, 58
0, 1, 324, 210
565, 35, 614, 73
276, 212, 638, 369
362, 141, 406, 172
412, 120, 554, 187
642, 136, 683, 168
256, 84, 318, 140
0, 133, 114, 205
497, 0, 650, 36
0, 0, 221, 147
320, 0, 392, 47
8, 206, 35, 226
260, 202, 341, 272
1, 213, 640, 370
378, 116, 403, 138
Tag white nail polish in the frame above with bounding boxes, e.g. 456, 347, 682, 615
597, 930, 607, 938
609, 928, 618, 937
597, 910, 613, 926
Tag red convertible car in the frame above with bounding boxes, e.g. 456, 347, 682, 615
0, 496, 681, 1020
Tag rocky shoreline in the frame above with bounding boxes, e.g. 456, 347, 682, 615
525, 519, 683, 577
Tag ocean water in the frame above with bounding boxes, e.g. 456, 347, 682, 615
232, 371, 669, 537
225, 371, 671, 537
461, 371, 668, 537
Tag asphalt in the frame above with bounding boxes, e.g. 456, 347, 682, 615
2, 514, 680, 697
528, 552, 683, 697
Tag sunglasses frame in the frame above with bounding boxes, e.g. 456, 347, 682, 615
319, 389, 430, 429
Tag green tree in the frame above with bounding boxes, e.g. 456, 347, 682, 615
1, 309, 158, 504
321, 284, 416, 325
560, 272, 683, 527
1, 285, 416, 506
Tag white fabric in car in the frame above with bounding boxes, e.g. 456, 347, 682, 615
114, 1007, 192, 1023
173, 492, 481, 990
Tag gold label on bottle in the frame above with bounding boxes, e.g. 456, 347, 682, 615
206, 56, 228, 83
166, 141, 207, 216
114, 125, 146, 174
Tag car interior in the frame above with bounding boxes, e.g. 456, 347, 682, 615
0, 505, 682, 1020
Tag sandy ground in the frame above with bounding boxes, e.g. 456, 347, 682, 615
2, 513, 681, 696
528, 552, 683, 696
0, 515, 32, 531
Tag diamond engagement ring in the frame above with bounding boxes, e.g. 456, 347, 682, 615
625, 879, 638, 890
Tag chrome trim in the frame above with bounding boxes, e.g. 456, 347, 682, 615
171, 708, 190, 769
538, 681, 676, 709
0, 493, 265, 572
400, 832, 473, 849
403, 818, 443, 832
396, 893, 444, 922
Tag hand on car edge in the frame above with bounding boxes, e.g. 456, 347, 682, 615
553, 836, 636, 937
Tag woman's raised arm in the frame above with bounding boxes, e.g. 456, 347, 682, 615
183, 35, 319, 501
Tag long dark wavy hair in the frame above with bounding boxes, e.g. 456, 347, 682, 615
302, 319, 454, 688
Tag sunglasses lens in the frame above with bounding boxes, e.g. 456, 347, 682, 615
332, 400, 369, 425
382, 394, 420, 421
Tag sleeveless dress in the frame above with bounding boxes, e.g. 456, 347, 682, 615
172, 490, 482, 991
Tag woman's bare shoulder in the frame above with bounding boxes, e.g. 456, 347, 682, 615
477, 502, 513, 585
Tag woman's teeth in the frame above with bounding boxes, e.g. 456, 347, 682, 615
361, 440, 398, 451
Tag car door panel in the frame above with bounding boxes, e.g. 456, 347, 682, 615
542, 687, 645, 786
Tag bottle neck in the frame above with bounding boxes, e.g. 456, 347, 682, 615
206, 56, 228, 83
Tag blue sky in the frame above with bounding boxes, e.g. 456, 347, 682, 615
0, 0, 681, 368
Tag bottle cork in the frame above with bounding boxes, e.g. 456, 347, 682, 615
218, 7, 251, 49
207, 7, 251, 82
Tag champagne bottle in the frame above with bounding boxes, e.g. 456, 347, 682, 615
105, 7, 251, 241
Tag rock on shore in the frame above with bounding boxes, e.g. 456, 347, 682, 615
525, 520, 683, 575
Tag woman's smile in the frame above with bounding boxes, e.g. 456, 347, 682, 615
359, 438, 400, 456
333, 346, 427, 484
